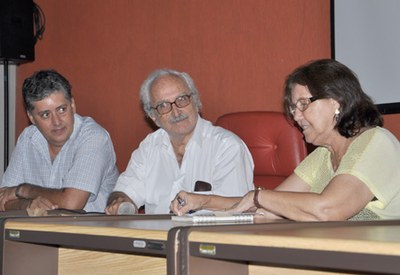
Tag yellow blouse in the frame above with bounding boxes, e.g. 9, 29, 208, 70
295, 127, 400, 220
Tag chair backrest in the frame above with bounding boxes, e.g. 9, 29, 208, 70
383, 113, 400, 140
216, 111, 308, 190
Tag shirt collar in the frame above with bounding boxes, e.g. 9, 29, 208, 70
190, 115, 205, 146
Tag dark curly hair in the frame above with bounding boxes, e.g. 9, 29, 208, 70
283, 59, 382, 138
22, 69, 72, 113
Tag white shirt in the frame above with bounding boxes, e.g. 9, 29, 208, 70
113, 116, 254, 214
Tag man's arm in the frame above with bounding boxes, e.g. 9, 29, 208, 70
4, 198, 32, 210
16, 183, 90, 210
0, 187, 19, 211
4, 196, 56, 211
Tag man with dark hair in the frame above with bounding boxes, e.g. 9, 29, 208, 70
0, 69, 119, 212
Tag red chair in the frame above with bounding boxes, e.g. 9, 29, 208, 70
216, 111, 308, 190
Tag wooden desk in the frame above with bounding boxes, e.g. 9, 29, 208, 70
2, 214, 176, 275
169, 220, 400, 275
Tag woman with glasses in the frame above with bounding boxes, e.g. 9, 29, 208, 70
172, 59, 400, 221
105, 69, 254, 215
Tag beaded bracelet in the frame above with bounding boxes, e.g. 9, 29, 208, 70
253, 186, 263, 208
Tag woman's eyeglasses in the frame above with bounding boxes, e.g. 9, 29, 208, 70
289, 96, 318, 115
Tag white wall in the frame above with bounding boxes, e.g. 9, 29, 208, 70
334, 0, 400, 105
0, 64, 16, 178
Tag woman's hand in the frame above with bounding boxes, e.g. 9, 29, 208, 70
253, 208, 282, 220
228, 191, 257, 213
170, 191, 208, 216
227, 191, 284, 221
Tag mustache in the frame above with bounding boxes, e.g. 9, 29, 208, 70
169, 113, 188, 124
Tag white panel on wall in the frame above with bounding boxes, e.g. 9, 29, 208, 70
334, 0, 400, 105
0, 64, 16, 178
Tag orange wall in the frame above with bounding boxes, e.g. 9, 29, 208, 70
16, 0, 331, 171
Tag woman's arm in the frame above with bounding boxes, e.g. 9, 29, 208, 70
232, 173, 374, 221
170, 191, 241, 215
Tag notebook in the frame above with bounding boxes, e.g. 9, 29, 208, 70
171, 210, 254, 224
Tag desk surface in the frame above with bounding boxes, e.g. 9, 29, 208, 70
5, 215, 400, 275
188, 220, 400, 255
2, 214, 182, 275
180, 220, 400, 275
4, 214, 175, 241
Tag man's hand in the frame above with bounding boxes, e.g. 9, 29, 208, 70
28, 196, 58, 211
105, 192, 136, 215
0, 187, 17, 211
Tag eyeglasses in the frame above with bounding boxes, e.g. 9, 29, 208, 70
152, 94, 193, 115
289, 96, 318, 115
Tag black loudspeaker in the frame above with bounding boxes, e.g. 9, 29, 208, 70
0, 0, 35, 64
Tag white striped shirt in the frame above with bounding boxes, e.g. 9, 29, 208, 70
1, 114, 119, 212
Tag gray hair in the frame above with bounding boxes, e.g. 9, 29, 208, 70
139, 69, 202, 117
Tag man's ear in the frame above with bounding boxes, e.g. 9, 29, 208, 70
71, 98, 76, 113
149, 113, 161, 128
27, 111, 35, 125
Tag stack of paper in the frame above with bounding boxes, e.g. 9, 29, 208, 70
171, 210, 254, 224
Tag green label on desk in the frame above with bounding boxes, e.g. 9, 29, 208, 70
199, 244, 216, 256
8, 230, 20, 239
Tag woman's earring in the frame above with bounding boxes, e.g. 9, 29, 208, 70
335, 109, 340, 120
